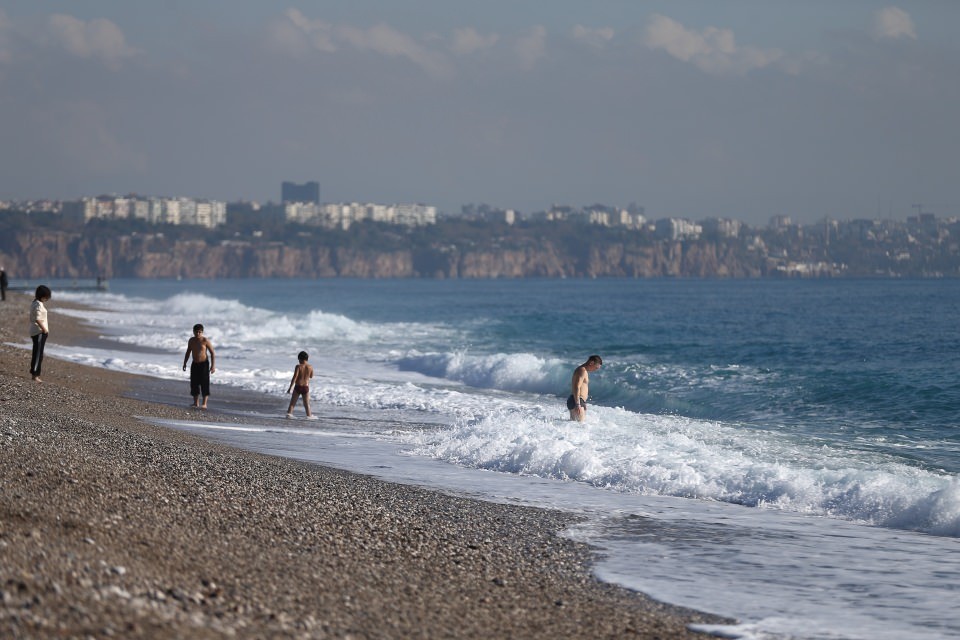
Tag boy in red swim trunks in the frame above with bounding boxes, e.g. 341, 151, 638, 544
286, 350, 315, 419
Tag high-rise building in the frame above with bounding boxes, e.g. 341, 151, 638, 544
282, 181, 320, 204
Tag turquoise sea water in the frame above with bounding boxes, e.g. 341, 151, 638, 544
44, 278, 960, 640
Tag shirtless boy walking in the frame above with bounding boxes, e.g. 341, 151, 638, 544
183, 323, 216, 409
568, 355, 602, 421
286, 350, 315, 419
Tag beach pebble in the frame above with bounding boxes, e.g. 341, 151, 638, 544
0, 295, 725, 639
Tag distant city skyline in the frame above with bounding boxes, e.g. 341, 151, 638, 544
8, 193, 957, 233
1, 1, 958, 225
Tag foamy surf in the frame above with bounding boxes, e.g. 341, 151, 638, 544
49, 277, 960, 640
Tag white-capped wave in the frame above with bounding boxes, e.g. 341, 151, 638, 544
397, 351, 568, 395
53, 287, 960, 538
401, 407, 960, 537
58, 291, 450, 356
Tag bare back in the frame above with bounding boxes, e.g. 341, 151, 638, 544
293, 363, 314, 386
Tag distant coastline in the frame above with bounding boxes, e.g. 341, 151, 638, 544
1, 213, 958, 279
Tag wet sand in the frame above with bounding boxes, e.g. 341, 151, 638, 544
0, 291, 728, 638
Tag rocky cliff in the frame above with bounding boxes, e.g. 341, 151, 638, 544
0, 230, 767, 279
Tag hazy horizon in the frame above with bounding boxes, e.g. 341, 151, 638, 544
1, 1, 957, 225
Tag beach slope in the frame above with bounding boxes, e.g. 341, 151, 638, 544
0, 294, 725, 638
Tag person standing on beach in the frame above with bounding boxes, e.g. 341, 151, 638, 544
182, 323, 216, 409
568, 355, 602, 421
286, 350, 315, 419
0, 267, 8, 301
29, 285, 51, 382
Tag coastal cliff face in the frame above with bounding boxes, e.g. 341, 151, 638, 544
0, 230, 765, 279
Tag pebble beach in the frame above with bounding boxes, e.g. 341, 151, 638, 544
0, 292, 725, 639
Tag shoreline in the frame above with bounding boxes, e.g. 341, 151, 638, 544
0, 292, 728, 638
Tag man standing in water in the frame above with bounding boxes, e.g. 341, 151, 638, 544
183, 323, 216, 409
568, 355, 602, 421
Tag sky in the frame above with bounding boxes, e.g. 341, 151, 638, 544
0, 1, 958, 225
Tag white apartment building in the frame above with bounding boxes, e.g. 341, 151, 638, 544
149, 199, 164, 224
113, 197, 131, 219
163, 199, 181, 225
655, 218, 703, 240
536, 206, 646, 229
178, 199, 198, 226
617, 209, 647, 229
193, 201, 227, 227
367, 203, 395, 223
395, 204, 437, 226
285, 201, 437, 229
587, 209, 611, 226
284, 202, 344, 228
132, 199, 151, 221
64, 195, 226, 228
702, 217, 743, 238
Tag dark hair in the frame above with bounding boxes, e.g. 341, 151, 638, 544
298, 351, 309, 362
193, 324, 204, 332
586, 355, 603, 366
35, 285, 51, 300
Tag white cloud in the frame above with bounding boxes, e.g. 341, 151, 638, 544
46, 14, 137, 69
873, 7, 916, 40
515, 25, 547, 70
572, 25, 614, 48
265, 8, 337, 55
265, 10, 449, 76
337, 23, 450, 76
450, 27, 498, 55
643, 14, 783, 76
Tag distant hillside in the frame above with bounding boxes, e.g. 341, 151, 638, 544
1, 215, 957, 278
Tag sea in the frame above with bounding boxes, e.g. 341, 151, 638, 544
34, 277, 960, 640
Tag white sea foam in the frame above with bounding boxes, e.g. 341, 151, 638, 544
398, 351, 569, 395
53, 289, 960, 538
50, 282, 960, 640
155, 416, 960, 640
400, 405, 960, 537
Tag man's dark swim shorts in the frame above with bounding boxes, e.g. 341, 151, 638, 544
567, 395, 586, 411
190, 360, 211, 397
